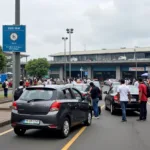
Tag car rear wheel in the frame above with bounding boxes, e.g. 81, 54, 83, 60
105, 101, 109, 111
110, 103, 115, 115
84, 111, 92, 126
14, 128, 26, 136
60, 118, 70, 138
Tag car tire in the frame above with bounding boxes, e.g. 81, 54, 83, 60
98, 106, 101, 115
110, 103, 115, 115
84, 111, 92, 126
14, 128, 26, 136
105, 103, 109, 111
60, 118, 70, 138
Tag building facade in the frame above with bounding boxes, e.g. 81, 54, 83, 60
49, 47, 150, 80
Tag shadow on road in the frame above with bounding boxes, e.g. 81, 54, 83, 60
14, 124, 83, 140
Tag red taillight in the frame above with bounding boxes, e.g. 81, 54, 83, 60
114, 96, 118, 101
12, 102, 17, 110
50, 101, 61, 111
82, 93, 87, 97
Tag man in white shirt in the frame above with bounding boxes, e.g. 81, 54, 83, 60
134, 79, 139, 88
117, 79, 131, 122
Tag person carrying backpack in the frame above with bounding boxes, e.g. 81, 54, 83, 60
2, 79, 9, 99
14, 80, 25, 101
89, 82, 101, 119
137, 78, 148, 121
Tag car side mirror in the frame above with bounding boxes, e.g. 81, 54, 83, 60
104, 91, 108, 94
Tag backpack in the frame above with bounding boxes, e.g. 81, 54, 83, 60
14, 88, 24, 101
143, 83, 150, 98
2, 82, 6, 88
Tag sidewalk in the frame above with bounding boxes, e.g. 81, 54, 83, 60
0, 102, 12, 127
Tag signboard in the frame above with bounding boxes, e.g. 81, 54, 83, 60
85, 72, 88, 76
146, 67, 150, 71
3, 25, 26, 52
129, 67, 144, 71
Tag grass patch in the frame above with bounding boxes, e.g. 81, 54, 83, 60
0, 84, 2, 88
0, 93, 12, 99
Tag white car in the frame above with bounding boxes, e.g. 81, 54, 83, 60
71, 57, 78, 62
118, 56, 126, 60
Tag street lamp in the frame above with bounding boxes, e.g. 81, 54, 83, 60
62, 37, 68, 82
66, 28, 74, 79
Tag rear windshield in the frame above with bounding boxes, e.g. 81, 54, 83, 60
20, 88, 57, 101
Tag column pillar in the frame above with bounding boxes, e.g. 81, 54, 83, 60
116, 66, 121, 80
87, 66, 92, 79
59, 66, 63, 80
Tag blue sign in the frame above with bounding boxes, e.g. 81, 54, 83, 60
85, 72, 88, 76
2, 25, 26, 52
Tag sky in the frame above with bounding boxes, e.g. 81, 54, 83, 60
0, 0, 150, 59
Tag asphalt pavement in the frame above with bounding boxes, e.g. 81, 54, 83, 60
0, 86, 150, 150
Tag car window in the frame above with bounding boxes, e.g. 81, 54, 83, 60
85, 85, 90, 92
72, 88, 82, 101
73, 84, 88, 91
57, 90, 65, 99
20, 88, 56, 101
62, 89, 72, 99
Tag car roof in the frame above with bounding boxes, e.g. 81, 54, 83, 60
27, 85, 67, 90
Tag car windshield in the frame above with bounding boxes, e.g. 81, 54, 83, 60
128, 85, 139, 94
112, 85, 139, 94
93, 81, 100, 88
112, 82, 120, 86
20, 88, 57, 101
73, 84, 88, 91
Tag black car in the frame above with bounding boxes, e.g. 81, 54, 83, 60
11, 85, 92, 138
104, 85, 140, 114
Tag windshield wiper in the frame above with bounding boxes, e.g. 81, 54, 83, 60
27, 99, 48, 103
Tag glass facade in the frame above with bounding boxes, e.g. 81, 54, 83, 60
53, 52, 150, 62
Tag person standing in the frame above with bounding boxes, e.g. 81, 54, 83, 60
89, 82, 101, 119
117, 79, 131, 122
134, 79, 139, 88
137, 78, 148, 121
2, 79, 9, 99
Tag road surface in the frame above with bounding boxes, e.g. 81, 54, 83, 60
0, 86, 150, 150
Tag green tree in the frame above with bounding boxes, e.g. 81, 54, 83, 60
25, 58, 50, 78
0, 46, 6, 72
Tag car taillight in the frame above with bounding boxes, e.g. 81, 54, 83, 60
114, 95, 118, 101
50, 101, 61, 111
82, 93, 87, 97
12, 101, 17, 110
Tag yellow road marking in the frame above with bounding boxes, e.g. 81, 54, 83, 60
62, 104, 105, 150
0, 128, 13, 136
61, 127, 86, 150
101, 104, 105, 110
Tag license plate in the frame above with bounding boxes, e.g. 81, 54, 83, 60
23, 119, 40, 125
131, 98, 136, 102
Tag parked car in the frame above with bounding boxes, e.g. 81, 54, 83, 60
71, 57, 78, 62
104, 85, 140, 114
104, 79, 118, 86
110, 82, 120, 87
11, 85, 92, 138
118, 56, 126, 60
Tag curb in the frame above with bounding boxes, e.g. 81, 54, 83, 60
0, 120, 10, 127
0, 100, 12, 104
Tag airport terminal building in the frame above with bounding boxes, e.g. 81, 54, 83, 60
49, 47, 150, 80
